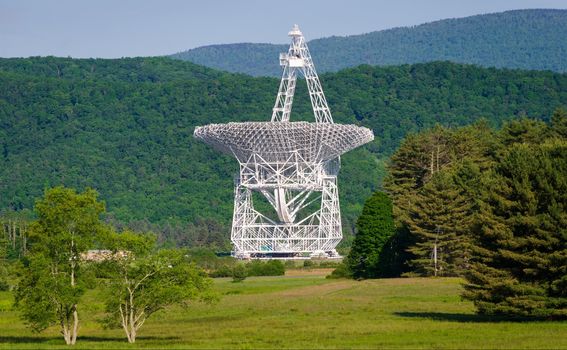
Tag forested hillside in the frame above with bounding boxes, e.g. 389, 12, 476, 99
172, 9, 567, 76
1, 56, 566, 246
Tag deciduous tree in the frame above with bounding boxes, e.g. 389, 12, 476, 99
14, 187, 104, 345
101, 232, 216, 343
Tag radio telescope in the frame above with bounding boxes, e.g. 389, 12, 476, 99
194, 25, 374, 259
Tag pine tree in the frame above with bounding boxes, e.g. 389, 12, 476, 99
375, 225, 414, 277
463, 141, 567, 317
385, 122, 498, 277
499, 117, 550, 147
385, 125, 456, 223
346, 191, 395, 279
386, 122, 497, 223
406, 171, 473, 276
551, 107, 567, 138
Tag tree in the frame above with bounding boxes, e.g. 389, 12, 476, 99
101, 231, 216, 343
0, 231, 9, 291
385, 122, 497, 223
1, 209, 33, 260
385, 126, 456, 223
463, 141, 567, 317
14, 187, 105, 345
385, 123, 495, 277
499, 117, 550, 147
405, 171, 473, 276
551, 107, 567, 138
346, 191, 395, 279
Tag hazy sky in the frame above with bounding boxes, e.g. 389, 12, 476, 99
1, 0, 567, 58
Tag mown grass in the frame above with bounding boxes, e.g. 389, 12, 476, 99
0, 274, 565, 349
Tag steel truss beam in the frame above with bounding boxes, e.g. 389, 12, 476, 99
271, 24, 333, 123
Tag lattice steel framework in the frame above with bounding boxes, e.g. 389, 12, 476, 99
194, 25, 374, 258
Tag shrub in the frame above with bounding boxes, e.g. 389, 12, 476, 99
186, 247, 219, 270
92, 260, 116, 279
303, 260, 314, 269
284, 260, 296, 269
211, 260, 287, 279
232, 264, 247, 282
246, 260, 285, 277
0, 279, 9, 291
210, 264, 232, 278
318, 260, 341, 268
326, 262, 352, 279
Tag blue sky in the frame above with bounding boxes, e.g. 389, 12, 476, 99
1, 0, 567, 58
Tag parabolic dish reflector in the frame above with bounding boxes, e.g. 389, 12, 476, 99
194, 121, 374, 162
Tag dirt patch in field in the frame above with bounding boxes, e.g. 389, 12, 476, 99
276, 280, 354, 297
285, 268, 335, 277
366, 277, 463, 286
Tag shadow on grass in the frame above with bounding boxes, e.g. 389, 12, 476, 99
394, 312, 546, 323
0, 335, 180, 344
183, 314, 242, 324
0, 336, 61, 344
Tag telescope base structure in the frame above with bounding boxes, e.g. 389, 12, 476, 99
231, 176, 343, 259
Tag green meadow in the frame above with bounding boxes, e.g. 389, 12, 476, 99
0, 273, 565, 349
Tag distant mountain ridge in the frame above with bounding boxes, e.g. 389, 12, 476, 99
172, 9, 567, 76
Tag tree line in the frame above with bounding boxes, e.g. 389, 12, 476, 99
343, 110, 567, 318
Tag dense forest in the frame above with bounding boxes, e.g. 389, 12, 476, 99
1, 56, 566, 247
173, 9, 567, 76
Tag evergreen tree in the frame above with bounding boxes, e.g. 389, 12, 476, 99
463, 141, 567, 317
452, 121, 500, 172
385, 122, 496, 221
551, 107, 567, 138
406, 172, 473, 276
385, 125, 456, 223
385, 122, 496, 277
499, 117, 550, 147
346, 191, 395, 279
375, 225, 414, 278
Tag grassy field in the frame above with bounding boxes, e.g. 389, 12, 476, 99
0, 272, 566, 349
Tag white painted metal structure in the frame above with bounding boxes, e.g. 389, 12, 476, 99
194, 25, 374, 258
272, 25, 332, 123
